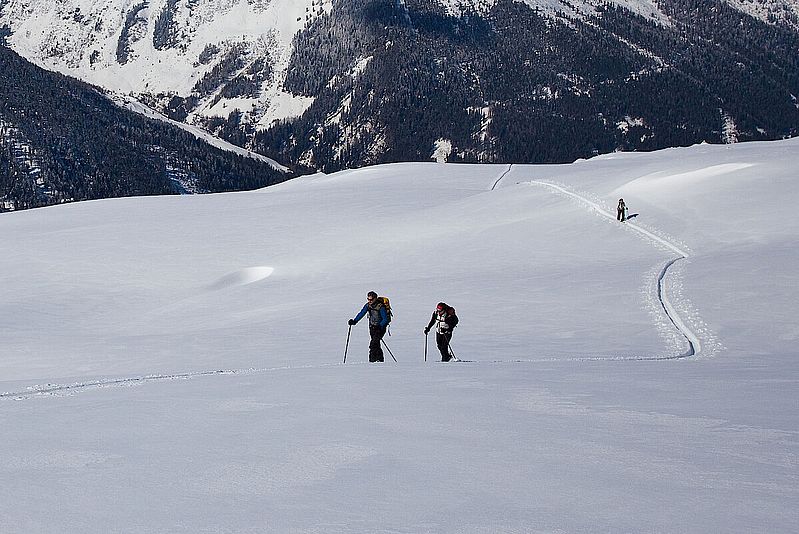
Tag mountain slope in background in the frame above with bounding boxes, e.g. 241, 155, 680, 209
0, 0, 322, 126
2, 0, 798, 172
0, 45, 289, 211
259, 0, 799, 169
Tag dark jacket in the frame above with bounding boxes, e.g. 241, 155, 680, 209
426, 306, 459, 334
354, 300, 389, 327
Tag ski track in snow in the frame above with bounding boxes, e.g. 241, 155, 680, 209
506, 173, 702, 360
2, 165, 707, 401
0, 363, 348, 401
490, 163, 514, 191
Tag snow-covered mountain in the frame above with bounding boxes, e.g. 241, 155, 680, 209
3, 0, 799, 170
0, 0, 319, 125
0, 45, 289, 211
1, 138, 797, 532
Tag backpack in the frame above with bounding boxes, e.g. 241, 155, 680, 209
377, 296, 393, 323
446, 306, 458, 328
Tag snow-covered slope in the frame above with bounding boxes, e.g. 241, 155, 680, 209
1, 0, 322, 126
115, 93, 289, 171
1, 139, 797, 532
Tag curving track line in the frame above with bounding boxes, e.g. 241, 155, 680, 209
526, 178, 700, 359
490, 164, 700, 358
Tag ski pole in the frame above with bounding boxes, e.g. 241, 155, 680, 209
447, 338, 457, 361
343, 325, 352, 364
381, 339, 398, 362
424, 332, 428, 362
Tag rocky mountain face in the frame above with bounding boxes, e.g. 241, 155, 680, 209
0, 45, 288, 211
0, 0, 319, 131
257, 0, 799, 170
2, 0, 799, 174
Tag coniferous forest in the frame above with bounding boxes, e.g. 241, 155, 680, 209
251, 0, 799, 171
0, 46, 289, 212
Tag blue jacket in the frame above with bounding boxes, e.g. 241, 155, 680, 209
354, 302, 389, 327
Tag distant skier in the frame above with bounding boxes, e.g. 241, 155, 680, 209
617, 198, 627, 222
424, 302, 459, 362
348, 291, 389, 363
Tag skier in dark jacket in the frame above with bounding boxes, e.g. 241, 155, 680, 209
424, 302, 459, 362
617, 198, 627, 222
348, 291, 389, 363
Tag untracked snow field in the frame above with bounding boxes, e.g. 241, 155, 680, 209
1, 139, 798, 532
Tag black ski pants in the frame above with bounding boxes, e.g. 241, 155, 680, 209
369, 324, 386, 362
436, 332, 453, 362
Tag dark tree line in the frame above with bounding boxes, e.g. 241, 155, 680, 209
252, 0, 799, 171
153, 0, 181, 51
220, 56, 273, 99
116, 2, 148, 65
0, 45, 290, 212
192, 46, 247, 97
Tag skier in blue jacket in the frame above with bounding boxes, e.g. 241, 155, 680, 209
348, 291, 389, 362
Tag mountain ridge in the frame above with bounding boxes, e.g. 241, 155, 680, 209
2, 0, 799, 173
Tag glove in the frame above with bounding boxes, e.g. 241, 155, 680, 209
424, 327, 430, 335
348, 319, 356, 326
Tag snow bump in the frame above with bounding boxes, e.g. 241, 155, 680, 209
209, 266, 274, 290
